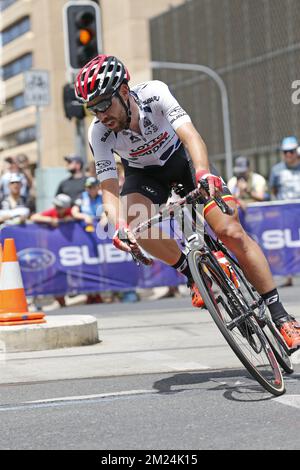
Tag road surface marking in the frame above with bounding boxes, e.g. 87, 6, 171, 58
0, 389, 157, 411
275, 394, 300, 410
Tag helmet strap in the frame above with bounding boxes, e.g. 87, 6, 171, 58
115, 90, 131, 128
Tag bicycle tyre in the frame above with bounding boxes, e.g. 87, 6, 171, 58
209, 239, 293, 374
188, 249, 285, 396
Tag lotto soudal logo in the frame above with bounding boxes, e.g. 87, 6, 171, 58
129, 132, 169, 158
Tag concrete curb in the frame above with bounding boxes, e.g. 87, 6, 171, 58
0, 315, 99, 352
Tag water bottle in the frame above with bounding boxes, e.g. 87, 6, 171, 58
213, 250, 239, 288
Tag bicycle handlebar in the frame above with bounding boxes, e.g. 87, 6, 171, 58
129, 181, 234, 265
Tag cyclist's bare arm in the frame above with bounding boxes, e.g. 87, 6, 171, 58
176, 122, 209, 173
176, 122, 223, 197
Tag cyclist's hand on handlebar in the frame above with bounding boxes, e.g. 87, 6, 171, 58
113, 220, 138, 253
196, 169, 223, 198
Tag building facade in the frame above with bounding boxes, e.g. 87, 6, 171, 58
0, 0, 184, 168
150, 0, 300, 177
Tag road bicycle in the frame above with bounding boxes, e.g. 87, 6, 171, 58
128, 181, 297, 397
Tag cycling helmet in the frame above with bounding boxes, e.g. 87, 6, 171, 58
75, 55, 130, 104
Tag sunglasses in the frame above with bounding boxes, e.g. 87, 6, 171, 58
87, 92, 116, 115
283, 149, 296, 154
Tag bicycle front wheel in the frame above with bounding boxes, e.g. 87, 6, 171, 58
214, 243, 294, 375
188, 249, 285, 396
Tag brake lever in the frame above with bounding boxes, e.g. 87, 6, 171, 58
199, 179, 234, 216
214, 195, 234, 216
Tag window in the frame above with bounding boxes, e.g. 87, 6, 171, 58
0, 93, 27, 117
0, 0, 17, 12
5, 126, 36, 149
0, 17, 30, 46
2, 53, 32, 81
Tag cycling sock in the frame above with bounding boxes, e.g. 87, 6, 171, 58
261, 288, 289, 323
172, 252, 193, 283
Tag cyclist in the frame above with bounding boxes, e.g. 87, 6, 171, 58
75, 54, 300, 349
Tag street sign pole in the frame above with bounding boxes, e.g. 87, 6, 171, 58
36, 105, 42, 168
24, 70, 50, 169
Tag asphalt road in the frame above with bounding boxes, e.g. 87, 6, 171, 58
0, 280, 299, 450
0, 368, 299, 450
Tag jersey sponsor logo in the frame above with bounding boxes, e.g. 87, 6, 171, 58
101, 130, 112, 142
96, 160, 112, 170
142, 117, 159, 135
129, 135, 141, 143
167, 105, 187, 125
129, 132, 170, 158
143, 117, 152, 128
142, 96, 159, 105
96, 166, 116, 175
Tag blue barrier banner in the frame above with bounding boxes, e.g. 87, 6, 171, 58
240, 201, 300, 276
1, 201, 299, 296
0, 222, 182, 296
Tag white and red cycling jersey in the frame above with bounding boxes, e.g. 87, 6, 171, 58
88, 80, 191, 182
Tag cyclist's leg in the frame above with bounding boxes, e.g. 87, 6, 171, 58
204, 199, 275, 295
205, 198, 300, 347
122, 191, 182, 265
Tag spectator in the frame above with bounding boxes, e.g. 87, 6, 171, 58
72, 177, 106, 304
269, 136, 300, 200
0, 156, 31, 199
85, 160, 97, 178
0, 174, 30, 225
72, 176, 107, 229
16, 153, 36, 212
227, 156, 268, 209
31, 193, 74, 228
56, 155, 86, 203
30, 193, 74, 307
269, 136, 300, 287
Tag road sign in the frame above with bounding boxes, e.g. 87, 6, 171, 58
24, 70, 50, 107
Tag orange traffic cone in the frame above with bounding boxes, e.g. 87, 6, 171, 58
0, 239, 46, 325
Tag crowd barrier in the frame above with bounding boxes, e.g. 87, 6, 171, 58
238, 199, 300, 277
0, 222, 182, 296
0, 200, 299, 296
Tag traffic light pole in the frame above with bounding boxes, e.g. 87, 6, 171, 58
75, 117, 87, 165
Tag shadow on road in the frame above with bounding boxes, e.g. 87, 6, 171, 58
152, 368, 276, 402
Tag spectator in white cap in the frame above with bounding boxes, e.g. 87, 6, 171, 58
31, 193, 74, 228
71, 176, 105, 228
0, 156, 30, 200
227, 155, 268, 209
0, 174, 30, 224
269, 136, 300, 200
269, 136, 300, 287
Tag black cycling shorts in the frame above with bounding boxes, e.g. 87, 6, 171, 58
120, 145, 234, 215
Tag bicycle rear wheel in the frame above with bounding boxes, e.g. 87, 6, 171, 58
188, 249, 285, 396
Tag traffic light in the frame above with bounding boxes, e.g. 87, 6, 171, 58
63, 0, 102, 72
63, 83, 85, 120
